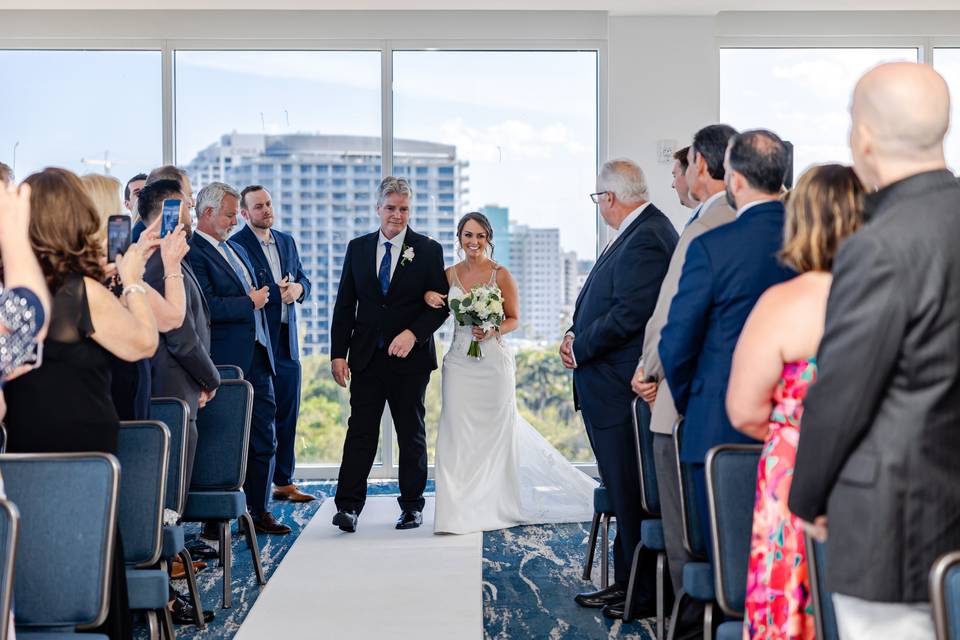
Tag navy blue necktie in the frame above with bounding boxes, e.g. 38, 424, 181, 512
219, 241, 269, 349
379, 241, 392, 296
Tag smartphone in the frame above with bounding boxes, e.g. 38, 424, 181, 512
107, 214, 132, 263
160, 198, 182, 238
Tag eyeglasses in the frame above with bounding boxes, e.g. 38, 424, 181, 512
589, 191, 610, 204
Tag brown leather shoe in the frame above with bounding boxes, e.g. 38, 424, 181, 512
272, 484, 316, 503
170, 558, 208, 580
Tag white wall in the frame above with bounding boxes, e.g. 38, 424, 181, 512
607, 15, 718, 230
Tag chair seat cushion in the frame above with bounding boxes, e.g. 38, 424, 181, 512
162, 524, 185, 558
682, 561, 715, 602
126, 569, 169, 610
182, 490, 246, 521
593, 487, 614, 514
19, 634, 110, 639
716, 621, 743, 640
640, 519, 665, 551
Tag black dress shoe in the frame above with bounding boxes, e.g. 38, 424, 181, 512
602, 597, 656, 621
332, 509, 358, 532
199, 522, 219, 542
184, 538, 219, 560
574, 583, 627, 608
396, 510, 423, 530
251, 512, 292, 535
170, 594, 215, 625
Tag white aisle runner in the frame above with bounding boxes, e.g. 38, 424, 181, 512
235, 496, 482, 639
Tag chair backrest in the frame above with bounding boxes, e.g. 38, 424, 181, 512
0, 453, 120, 630
706, 444, 761, 618
932, 550, 960, 640
806, 536, 839, 640
0, 499, 18, 640
117, 420, 170, 568
630, 397, 660, 515
216, 365, 244, 381
673, 419, 708, 558
149, 397, 190, 513
191, 379, 253, 491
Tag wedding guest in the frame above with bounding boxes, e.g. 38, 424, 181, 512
135, 165, 195, 242
672, 146, 699, 210
563, 159, 677, 620
125, 172, 147, 217
235, 185, 315, 503
632, 123, 737, 638
728, 164, 864, 640
81, 173, 185, 420
789, 62, 960, 640
658, 130, 795, 558
5, 167, 160, 640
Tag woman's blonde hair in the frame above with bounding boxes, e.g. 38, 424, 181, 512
780, 164, 865, 273
80, 173, 123, 240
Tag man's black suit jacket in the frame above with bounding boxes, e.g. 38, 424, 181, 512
330, 227, 449, 374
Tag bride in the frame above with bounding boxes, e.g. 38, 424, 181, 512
424, 212, 597, 535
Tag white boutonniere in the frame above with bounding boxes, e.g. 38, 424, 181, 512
400, 244, 415, 266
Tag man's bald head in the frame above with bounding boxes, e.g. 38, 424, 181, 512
850, 62, 949, 187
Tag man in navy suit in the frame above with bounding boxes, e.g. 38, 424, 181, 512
188, 181, 291, 535
562, 159, 678, 620
659, 129, 796, 552
234, 185, 314, 504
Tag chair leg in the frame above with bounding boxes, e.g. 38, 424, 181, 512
666, 591, 687, 640
219, 521, 233, 609
601, 515, 612, 588
178, 549, 206, 629
240, 511, 267, 585
583, 512, 602, 581
160, 606, 176, 640
622, 542, 645, 623
655, 552, 666, 640
704, 601, 714, 640
146, 610, 159, 640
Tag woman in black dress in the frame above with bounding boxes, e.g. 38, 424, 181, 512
4, 167, 160, 640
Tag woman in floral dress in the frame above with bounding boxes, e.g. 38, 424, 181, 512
726, 164, 865, 640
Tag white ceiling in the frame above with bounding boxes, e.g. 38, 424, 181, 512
0, 0, 958, 15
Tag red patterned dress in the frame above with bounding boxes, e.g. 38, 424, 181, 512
743, 358, 817, 640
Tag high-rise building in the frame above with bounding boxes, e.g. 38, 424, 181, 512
186, 133, 466, 356
508, 224, 562, 341
479, 204, 510, 270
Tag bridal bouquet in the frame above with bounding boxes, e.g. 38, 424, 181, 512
450, 283, 505, 359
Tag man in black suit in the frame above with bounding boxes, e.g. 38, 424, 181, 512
234, 185, 314, 503
789, 62, 960, 639
188, 181, 290, 535
330, 176, 449, 532
561, 159, 678, 620
140, 178, 220, 624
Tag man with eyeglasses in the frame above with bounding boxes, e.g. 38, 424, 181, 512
562, 158, 678, 620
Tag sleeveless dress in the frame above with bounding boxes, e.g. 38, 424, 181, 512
433, 264, 597, 534
743, 358, 817, 640
4, 273, 133, 640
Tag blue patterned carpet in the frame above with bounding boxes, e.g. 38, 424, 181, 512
140, 481, 654, 639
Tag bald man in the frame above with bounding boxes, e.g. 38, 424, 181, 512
789, 62, 959, 640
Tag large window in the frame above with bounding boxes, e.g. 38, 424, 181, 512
0, 50, 162, 182
394, 50, 599, 462
934, 49, 960, 171
174, 50, 382, 466
720, 48, 919, 178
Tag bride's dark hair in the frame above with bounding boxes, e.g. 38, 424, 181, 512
456, 212, 495, 258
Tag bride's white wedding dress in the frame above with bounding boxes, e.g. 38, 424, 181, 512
433, 266, 598, 534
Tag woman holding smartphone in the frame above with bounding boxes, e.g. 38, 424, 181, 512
4, 167, 162, 640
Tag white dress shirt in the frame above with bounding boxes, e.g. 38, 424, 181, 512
736, 198, 775, 219
376, 226, 408, 282
195, 229, 255, 289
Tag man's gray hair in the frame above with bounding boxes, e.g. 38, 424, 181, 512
196, 181, 240, 216
377, 176, 413, 207
598, 158, 649, 203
